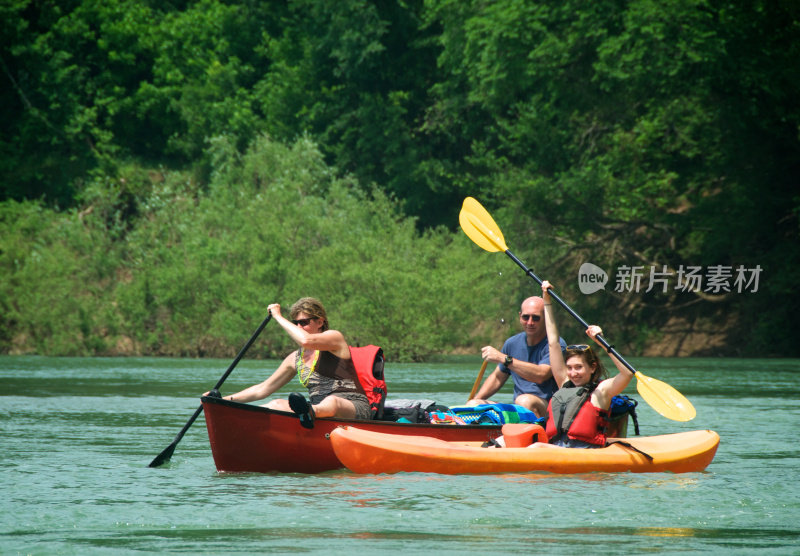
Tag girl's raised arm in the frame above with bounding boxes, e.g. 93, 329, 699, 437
542, 280, 567, 388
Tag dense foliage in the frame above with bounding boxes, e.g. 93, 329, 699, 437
1, 136, 513, 359
2, 0, 798, 357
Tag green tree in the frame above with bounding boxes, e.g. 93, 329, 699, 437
2, 0, 798, 356
0, 199, 121, 354
104, 134, 511, 360
256, 0, 447, 226
421, 0, 800, 353
1, 0, 286, 206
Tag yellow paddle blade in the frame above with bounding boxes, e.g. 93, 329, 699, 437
635, 371, 696, 422
459, 197, 509, 253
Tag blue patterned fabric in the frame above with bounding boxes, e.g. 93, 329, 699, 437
450, 403, 545, 425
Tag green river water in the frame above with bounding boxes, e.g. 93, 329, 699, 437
2, 355, 799, 555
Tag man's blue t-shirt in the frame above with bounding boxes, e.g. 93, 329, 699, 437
500, 332, 566, 401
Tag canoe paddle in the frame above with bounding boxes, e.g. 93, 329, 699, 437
468, 360, 489, 401
459, 196, 696, 422
148, 313, 273, 468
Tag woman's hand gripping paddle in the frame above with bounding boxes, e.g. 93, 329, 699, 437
459, 197, 696, 422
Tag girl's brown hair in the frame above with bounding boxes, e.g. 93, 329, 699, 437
563, 345, 608, 384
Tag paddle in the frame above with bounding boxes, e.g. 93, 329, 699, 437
148, 313, 273, 468
459, 197, 696, 422
468, 360, 489, 400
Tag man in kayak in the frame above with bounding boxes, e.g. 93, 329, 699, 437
206, 297, 371, 429
465, 296, 566, 417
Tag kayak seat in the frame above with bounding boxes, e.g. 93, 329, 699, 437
501, 423, 549, 447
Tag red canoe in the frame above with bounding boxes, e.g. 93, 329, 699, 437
201, 396, 503, 473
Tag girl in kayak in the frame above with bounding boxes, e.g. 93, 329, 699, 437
207, 297, 371, 428
535, 280, 635, 448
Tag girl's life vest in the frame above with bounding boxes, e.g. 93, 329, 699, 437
348, 345, 388, 419
545, 381, 609, 446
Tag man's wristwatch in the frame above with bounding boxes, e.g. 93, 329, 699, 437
504, 355, 513, 367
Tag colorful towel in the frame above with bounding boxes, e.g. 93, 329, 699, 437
450, 403, 545, 425
428, 410, 467, 425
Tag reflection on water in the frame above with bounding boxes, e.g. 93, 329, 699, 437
632, 526, 699, 538
627, 476, 702, 490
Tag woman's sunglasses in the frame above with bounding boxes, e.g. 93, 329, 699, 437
292, 317, 317, 326
566, 344, 590, 351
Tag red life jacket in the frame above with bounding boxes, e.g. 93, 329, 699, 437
545, 382, 609, 446
348, 345, 388, 419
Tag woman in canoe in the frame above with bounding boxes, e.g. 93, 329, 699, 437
536, 280, 635, 448
208, 297, 371, 429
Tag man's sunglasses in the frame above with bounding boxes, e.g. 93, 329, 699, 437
292, 317, 317, 326
520, 314, 541, 322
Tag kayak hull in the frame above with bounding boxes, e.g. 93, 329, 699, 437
200, 396, 503, 473
329, 426, 720, 475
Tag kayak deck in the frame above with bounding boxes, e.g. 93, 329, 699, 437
329, 426, 720, 475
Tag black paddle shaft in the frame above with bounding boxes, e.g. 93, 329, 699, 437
148, 313, 272, 468
503, 250, 639, 377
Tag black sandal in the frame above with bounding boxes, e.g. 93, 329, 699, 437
288, 392, 315, 429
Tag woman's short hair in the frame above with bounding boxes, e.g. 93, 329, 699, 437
289, 297, 329, 331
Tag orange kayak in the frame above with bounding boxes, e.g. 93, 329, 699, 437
329, 426, 720, 475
